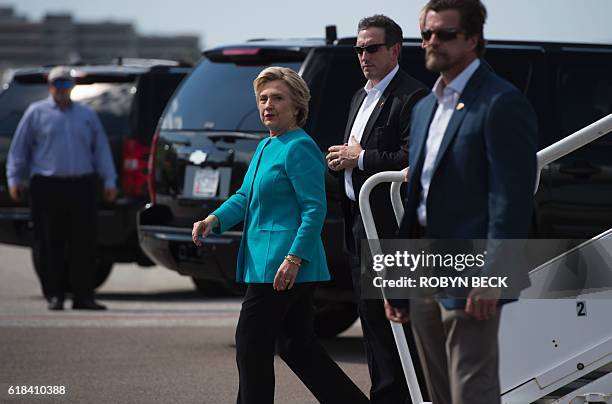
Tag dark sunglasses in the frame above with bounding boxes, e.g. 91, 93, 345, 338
51, 79, 75, 89
421, 28, 463, 42
354, 43, 388, 55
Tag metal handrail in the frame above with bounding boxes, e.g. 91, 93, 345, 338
358, 113, 612, 403
390, 168, 407, 225
359, 169, 426, 404
535, 114, 612, 192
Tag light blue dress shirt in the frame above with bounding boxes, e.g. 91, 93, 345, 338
7, 96, 117, 188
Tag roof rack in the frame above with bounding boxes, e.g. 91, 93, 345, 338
39, 57, 191, 69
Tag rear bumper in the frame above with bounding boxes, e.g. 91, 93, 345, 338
138, 202, 240, 282
138, 218, 241, 284
0, 199, 146, 262
138, 203, 355, 294
137, 221, 355, 301
0, 207, 31, 246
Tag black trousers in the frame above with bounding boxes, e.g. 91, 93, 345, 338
30, 174, 97, 299
349, 210, 427, 404
235, 283, 369, 404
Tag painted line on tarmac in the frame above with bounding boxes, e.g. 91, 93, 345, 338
0, 312, 240, 327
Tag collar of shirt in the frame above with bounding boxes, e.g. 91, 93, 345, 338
364, 64, 399, 96
432, 58, 481, 103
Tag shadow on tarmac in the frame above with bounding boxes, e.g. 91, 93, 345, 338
94, 290, 225, 302
226, 336, 367, 365
321, 336, 367, 364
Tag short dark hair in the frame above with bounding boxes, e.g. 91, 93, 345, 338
424, 0, 488, 57
357, 14, 403, 57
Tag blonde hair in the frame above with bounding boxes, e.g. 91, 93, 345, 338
253, 67, 310, 127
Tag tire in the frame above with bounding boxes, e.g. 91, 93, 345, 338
30, 251, 113, 292
30, 242, 48, 299
191, 279, 358, 336
92, 260, 113, 289
314, 301, 359, 338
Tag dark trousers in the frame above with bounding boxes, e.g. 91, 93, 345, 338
30, 174, 97, 299
235, 283, 369, 404
349, 211, 426, 404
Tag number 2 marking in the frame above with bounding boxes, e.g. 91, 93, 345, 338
576, 301, 587, 317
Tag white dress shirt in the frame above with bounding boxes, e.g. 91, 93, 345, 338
345, 64, 399, 201
417, 58, 480, 226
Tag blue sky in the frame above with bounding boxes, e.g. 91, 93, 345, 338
10, 0, 612, 49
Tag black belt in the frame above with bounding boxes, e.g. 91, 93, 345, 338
33, 173, 97, 183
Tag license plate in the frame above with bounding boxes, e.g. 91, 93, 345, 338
193, 168, 220, 198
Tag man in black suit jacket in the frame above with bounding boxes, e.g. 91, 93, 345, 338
326, 14, 428, 404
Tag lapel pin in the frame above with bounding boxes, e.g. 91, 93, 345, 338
456, 102, 465, 111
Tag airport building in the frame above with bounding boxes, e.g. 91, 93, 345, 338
0, 7, 200, 69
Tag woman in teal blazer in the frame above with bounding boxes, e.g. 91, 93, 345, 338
192, 67, 367, 404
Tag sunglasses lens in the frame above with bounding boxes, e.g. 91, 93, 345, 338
422, 29, 460, 42
354, 43, 386, 55
438, 30, 458, 41
53, 79, 74, 89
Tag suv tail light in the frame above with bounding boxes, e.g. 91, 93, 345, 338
222, 48, 261, 56
147, 130, 160, 204
121, 137, 149, 197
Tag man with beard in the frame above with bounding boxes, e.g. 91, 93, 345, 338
388, 1, 538, 403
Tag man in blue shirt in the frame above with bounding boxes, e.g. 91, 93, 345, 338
7, 65, 118, 311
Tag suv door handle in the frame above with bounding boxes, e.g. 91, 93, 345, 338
558, 162, 601, 178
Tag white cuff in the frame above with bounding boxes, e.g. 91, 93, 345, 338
358, 150, 365, 171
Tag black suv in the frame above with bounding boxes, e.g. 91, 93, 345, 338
138, 34, 612, 336
0, 59, 191, 287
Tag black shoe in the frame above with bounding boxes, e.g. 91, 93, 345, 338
72, 298, 107, 311
47, 296, 64, 311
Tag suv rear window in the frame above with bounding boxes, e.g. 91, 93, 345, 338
72, 82, 135, 138
129, 69, 189, 142
302, 47, 366, 150
0, 79, 135, 139
0, 82, 48, 138
161, 59, 302, 132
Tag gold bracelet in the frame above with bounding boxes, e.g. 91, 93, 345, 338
284, 255, 301, 267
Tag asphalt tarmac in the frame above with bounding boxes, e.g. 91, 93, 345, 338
0, 244, 370, 403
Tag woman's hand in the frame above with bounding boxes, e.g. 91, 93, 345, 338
192, 215, 219, 246
273, 255, 301, 291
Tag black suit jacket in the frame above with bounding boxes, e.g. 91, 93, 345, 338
338, 68, 428, 252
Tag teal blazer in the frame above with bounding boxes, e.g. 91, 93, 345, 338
211, 129, 330, 283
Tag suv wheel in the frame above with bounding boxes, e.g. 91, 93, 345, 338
31, 249, 113, 293
314, 301, 359, 338
92, 260, 113, 289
